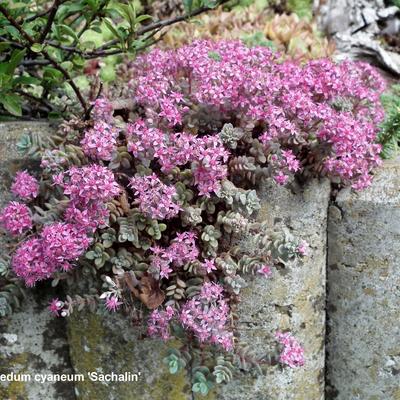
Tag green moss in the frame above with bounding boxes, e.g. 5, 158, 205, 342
286, 0, 313, 19
68, 312, 198, 400
0, 352, 29, 400
148, 369, 190, 400
67, 312, 109, 399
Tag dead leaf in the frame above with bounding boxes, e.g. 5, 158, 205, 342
126, 273, 165, 309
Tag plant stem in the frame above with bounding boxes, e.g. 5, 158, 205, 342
39, 0, 61, 43
0, 4, 88, 115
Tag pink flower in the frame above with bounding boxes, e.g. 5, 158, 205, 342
180, 283, 233, 351
202, 259, 217, 274
130, 41, 385, 189
281, 150, 301, 172
61, 165, 120, 205
12, 238, 56, 286
274, 172, 289, 185
150, 232, 199, 279
257, 265, 272, 277
275, 331, 305, 368
297, 240, 310, 256
81, 121, 119, 161
0, 201, 32, 235
147, 306, 175, 340
92, 97, 114, 122
168, 231, 199, 267
64, 201, 109, 231
200, 282, 224, 301
105, 296, 122, 312
41, 223, 92, 269
129, 174, 180, 220
49, 298, 63, 317
11, 171, 39, 201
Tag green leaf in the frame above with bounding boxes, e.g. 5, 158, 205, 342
103, 18, 123, 42
13, 76, 40, 85
4, 25, 21, 40
0, 94, 22, 116
30, 43, 44, 53
7, 48, 26, 74
60, 61, 73, 71
183, 0, 193, 13
43, 67, 63, 81
0, 42, 11, 52
58, 24, 79, 42
208, 51, 221, 61
135, 14, 152, 23
85, 251, 96, 260
169, 362, 179, 374
100, 64, 116, 82
192, 383, 202, 393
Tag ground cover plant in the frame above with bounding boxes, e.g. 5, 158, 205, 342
160, 3, 335, 62
0, 37, 386, 394
378, 84, 400, 158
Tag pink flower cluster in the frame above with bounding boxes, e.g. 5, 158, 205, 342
64, 201, 109, 232
49, 298, 64, 316
148, 283, 233, 350
11, 171, 39, 200
41, 223, 92, 270
192, 136, 229, 196
147, 305, 175, 340
105, 295, 123, 312
127, 120, 229, 196
57, 165, 120, 205
129, 174, 180, 220
81, 121, 119, 161
12, 238, 56, 287
12, 223, 92, 286
91, 97, 114, 122
129, 40, 385, 189
275, 331, 305, 368
4, 164, 120, 286
54, 165, 120, 230
0, 201, 32, 235
180, 282, 233, 351
151, 231, 199, 279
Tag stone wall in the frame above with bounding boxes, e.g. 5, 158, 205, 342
0, 122, 399, 400
326, 160, 400, 400
67, 177, 330, 400
216, 179, 329, 400
0, 122, 75, 400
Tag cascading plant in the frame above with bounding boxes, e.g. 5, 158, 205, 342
0, 40, 386, 395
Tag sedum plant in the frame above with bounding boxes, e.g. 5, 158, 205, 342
378, 84, 400, 159
160, 3, 335, 62
0, 40, 386, 394
263, 13, 336, 62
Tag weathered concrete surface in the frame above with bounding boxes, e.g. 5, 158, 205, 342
215, 178, 329, 400
326, 160, 400, 400
0, 122, 329, 399
0, 121, 57, 197
67, 178, 330, 400
0, 122, 75, 400
0, 293, 76, 400
67, 311, 195, 400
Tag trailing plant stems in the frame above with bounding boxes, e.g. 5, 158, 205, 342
39, 0, 62, 43
0, 5, 89, 115
95, 0, 231, 52
0, 1, 229, 118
